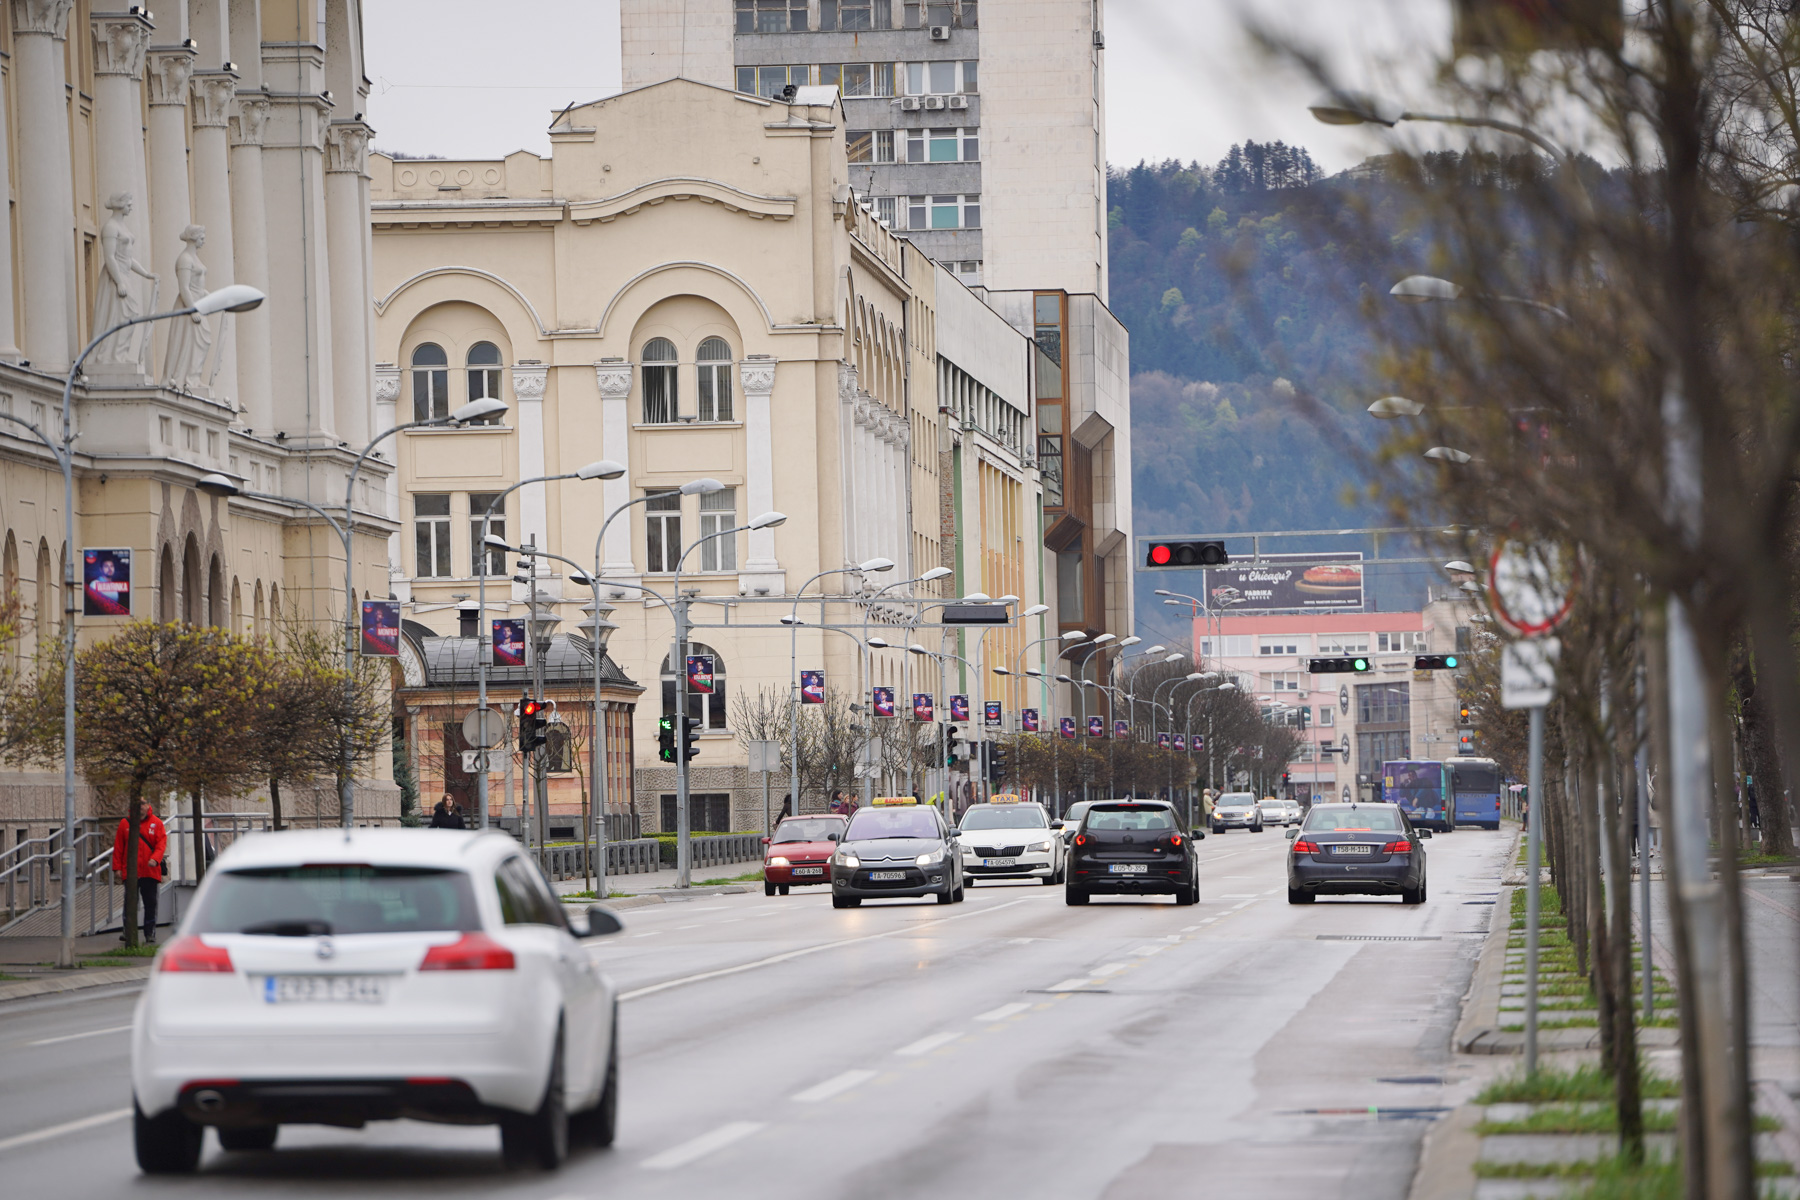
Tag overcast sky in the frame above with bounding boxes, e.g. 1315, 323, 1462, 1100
364, 1, 1451, 172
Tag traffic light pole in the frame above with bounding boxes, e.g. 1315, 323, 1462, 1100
528, 539, 550, 867
673, 591, 692, 889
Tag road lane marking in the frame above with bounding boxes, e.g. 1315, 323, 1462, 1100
641, 1121, 766, 1170
792, 1069, 878, 1103
633, 932, 662, 938
1180, 925, 1201, 932
1092, 963, 1129, 976
1133, 945, 1167, 957
23, 1023, 132, 1047
619, 897, 1032, 1001
1046, 977, 1094, 992
0, 1108, 131, 1153
895, 1032, 962, 1057
975, 1002, 1032, 1021
677, 924, 703, 930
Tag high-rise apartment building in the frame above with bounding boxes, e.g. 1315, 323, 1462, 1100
620, 0, 1109, 297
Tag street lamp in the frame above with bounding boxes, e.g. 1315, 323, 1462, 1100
785, 557, 895, 824
1424, 446, 1474, 464
1367, 396, 1426, 419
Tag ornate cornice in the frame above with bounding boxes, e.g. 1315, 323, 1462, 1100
229, 94, 270, 148
837, 361, 859, 404
511, 363, 547, 401
593, 361, 632, 399
325, 120, 372, 176
13, 0, 73, 38
739, 357, 776, 397
145, 47, 195, 106
373, 365, 401, 405
190, 70, 238, 128
90, 12, 151, 77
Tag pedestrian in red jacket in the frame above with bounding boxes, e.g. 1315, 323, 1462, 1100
113, 799, 167, 944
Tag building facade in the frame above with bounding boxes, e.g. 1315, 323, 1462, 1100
0, 0, 396, 841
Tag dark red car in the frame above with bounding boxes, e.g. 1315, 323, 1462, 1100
763, 815, 847, 895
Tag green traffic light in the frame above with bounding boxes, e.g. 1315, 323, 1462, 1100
1354, 658, 1368, 671
1445, 655, 1458, 669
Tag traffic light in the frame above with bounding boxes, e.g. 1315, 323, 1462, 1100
518, 697, 548, 754
946, 727, 964, 767
1143, 540, 1229, 569
681, 715, 703, 762
1307, 656, 1371, 674
1282, 771, 1290, 785
1414, 654, 1461, 670
1458, 700, 1473, 724
989, 742, 1009, 779
657, 714, 676, 763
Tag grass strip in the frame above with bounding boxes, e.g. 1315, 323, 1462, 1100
1476, 1063, 1681, 1104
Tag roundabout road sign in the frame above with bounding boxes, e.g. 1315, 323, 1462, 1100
1487, 540, 1577, 638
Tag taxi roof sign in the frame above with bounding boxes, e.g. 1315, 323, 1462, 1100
989, 793, 1023, 804
871, 796, 919, 806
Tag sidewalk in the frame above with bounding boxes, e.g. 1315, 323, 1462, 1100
0, 931, 159, 1003
553, 857, 765, 908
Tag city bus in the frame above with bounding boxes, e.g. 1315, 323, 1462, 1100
1382, 760, 1454, 832
1447, 757, 1503, 830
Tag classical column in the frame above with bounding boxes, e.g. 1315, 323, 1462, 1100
228, 93, 273, 431
145, 45, 196, 373
594, 359, 636, 580
325, 119, 373, 446
373, 363, 404, 597
190, 69, 240, 405
12, 0, 75, 370
513, 362, 549, 589
739, 355, 781, 586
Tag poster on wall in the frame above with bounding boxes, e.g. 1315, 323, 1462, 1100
1201, 552, 1364, 612
1174, 734, 1187, 752
360, 600, 400, 657
872, 687, 895, 717
1087, 716, 1105, 738
984, 701, 1002, 727
1059, 717, 1076, 739
687, 655, 715, 694
949, 695, 969, 722
492, 619, 526, 666
1158, 733, 1172, 749
1022, 708, 1040, 733
81, 549, 133, 616
1114, 720, 1130, 741
912, 693, 934, 721
800, 670, 825, 704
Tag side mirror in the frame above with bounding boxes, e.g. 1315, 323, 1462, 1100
946, 827, 960, 838
828, 832, 840, 842
1285, 826, 1299, 840
583, 904, 624, 937
1418, 828, 1433, 839
761, 836, 771, 844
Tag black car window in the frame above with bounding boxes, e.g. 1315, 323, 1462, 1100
1086, 806, 1176, 832
960, 806, 1048, 830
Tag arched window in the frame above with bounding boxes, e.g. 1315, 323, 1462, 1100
696, 336, 734, 422
660, 643, 727, 732
641, 337, 678, 424
231, 577, 242, 633
182, 536, 201, 625
34, 541, 50, 654
207, 555, 223, 627
253, 580, 265, 639
412, 342, 449, 421
158, 545, 175, 622
466, 341, 504, 424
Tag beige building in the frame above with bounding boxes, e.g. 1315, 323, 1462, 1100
0, 0, 398, 842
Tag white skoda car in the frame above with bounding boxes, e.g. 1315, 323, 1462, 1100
960, 800, 1064, 885
130, 829, 621, 1174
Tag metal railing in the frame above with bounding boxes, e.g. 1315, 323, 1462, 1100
667, 833, 763, 870
536, 839, 661, 883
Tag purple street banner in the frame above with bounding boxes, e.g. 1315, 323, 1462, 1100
949, 694, 970, 722
1192, 734, 1205, 752
1059, 716, 1077, 739
912, 693, 934, 722
1087, 716, 1105, 738
1174, 734, 1187, 752
984, 701, 1002, 727
360, 600, 400, 657
492, 618, 526, 667
81, 548, 132, 617
1115, 720, 1130, 741
687, 654, 715, 694
1158, 732, 1172, 749
872, 686, 895, 717
1022, 708, 1040, 733
801, 670, 825, 704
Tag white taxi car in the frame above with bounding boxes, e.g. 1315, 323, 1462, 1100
130, 829, 621, 1174
960, 796, 1063, 885
1210, 792, 1265, 833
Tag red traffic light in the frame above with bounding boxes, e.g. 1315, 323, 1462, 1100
520, 698, 546, 718
1143, 540, 1229, 569
1150, 544, 1172, 565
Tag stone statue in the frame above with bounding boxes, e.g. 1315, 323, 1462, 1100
163, 225, 214, 391
93, 193, 156, 365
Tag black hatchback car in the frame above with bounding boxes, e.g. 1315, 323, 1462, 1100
1286, 803, 1431, 904
830, 801, 965, 907
1065, 801, 1198, 905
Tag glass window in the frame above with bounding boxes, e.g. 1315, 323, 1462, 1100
1057, 543, 1083, 619
839, 0, 872, 28
848, 131, 874, 163
641, 337, 678, 423
696, 337, 734, 422
661, 642, 728, 730
773, 817, 847, 844
1038, 403, 1063, 506
929, 60, 957, 93
907, 195, 927, 229
737, 0, 801, 32
469, 493, 505, 576
545, 723, 573, 773
962, 59, 977, 91
191, 866, 481, 935
875, 196, 898, 226
960, 805, 1049, 830
646, 489, 681, 573
495, 857, 562, 926
737, 66, 756, 94
963, 129, 979, 160
1355, 682, 1411, 725
926, 128, 958, 162
466, 342, 503, 423
411, 343, 448, 421
843, 63, 873, 97
699, 487, 738, 572
844, 805, 940, 841
906, 62, 924, 94
414, 494, 451, 578
930, 195, 960, 228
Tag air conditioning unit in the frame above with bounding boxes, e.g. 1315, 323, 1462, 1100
1093, 30, 1106, 48
924, 95, 945, 110
900, 96, 922, 111
947, 94, 968, 110
930, 24, 951, 40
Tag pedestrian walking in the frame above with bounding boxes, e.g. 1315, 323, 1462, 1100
113, 797, 167, 945
776, 794, 792, 828
428, 794, 466, 829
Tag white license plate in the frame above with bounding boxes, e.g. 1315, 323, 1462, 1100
983, 858, 1018, 868
793, 866, 824, 876
868, 870, 906, 881
262, 975, 387, 1004
1333, 844, 1373, 855
1108, 863, 1149, 874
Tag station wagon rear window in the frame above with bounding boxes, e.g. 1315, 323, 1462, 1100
190, 865, 482, 936
1085, 806, 1177, 832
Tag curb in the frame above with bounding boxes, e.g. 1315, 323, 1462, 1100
0, 965, 152, 1003
1454, 879, 1515, 1053
1406, 1098, 1482, 1200
563, 885, 762, 911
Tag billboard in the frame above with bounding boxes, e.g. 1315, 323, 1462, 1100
872, 687, 895, 717
912, 693, 934, 721
1022, 708, 1039, 733
984, 701, 1002, 727
360, 600, 400, 657
81, 548, 132, 616
800, 670, 825, 704
949, 694, 969, 722
1173, 734, 1187, 752
492, 618, 526, 666
1201, 552, 1363, 613
687, 655, 715, 694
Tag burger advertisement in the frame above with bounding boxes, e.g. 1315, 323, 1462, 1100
1202, 552, 1364, 612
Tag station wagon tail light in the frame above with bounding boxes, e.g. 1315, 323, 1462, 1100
1168, 833, 1183, 847
158, 936, 234, 973
1074, 834, 1087, 847
419, 933, 516, 971
1382, 840, 1413, 854
1292, 840, 1320, 854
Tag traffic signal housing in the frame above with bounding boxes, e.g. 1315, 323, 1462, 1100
657, 714, 676, 763
681, 715, 702, 762
1307, 656, 1371, 674
1144, 540, 1230, 569
1458, 701, 1473, 724
988, 742, 1009, 779
946, 727, 964, 767
518, 697, 548, 754
1414, 654, 1461, 671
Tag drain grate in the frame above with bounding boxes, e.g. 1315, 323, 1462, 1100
1316, 934, 1443, 941
1377, 1075, 1447, 1085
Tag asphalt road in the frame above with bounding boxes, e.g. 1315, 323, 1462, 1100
0, 826, 1514, 1199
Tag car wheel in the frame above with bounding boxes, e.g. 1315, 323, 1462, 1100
1288, 887, 1314, 905
953, 882, 966, 902
965, 876, 976, 887
1041, 873, 1057, 885
763, 881, 776, 897
936, 879, 955, 904
216, 1125, 278, 1152
1065, 887, 1090, 906
134, 1099, 203, 1174
832, 895, 860, 909
778, 885, 790, 895
1175, 883, 1198, 906
502, 1025, 568, 1170
1401, 884, 1424, 905
569, 1004, 618, 1149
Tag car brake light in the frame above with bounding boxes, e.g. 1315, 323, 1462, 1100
1074, 834, 1086, 846
1383, 840, 1413, 854
1292, 840, 1320, 854
1169, 833, 1183, 847
419, 932, 516, 971
158, 936, 234, 973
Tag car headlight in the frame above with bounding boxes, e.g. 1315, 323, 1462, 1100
834, 852, 860, 868
767, 856, 790, 867
915, 849, 945, 866
1028, 839, 1055, 853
